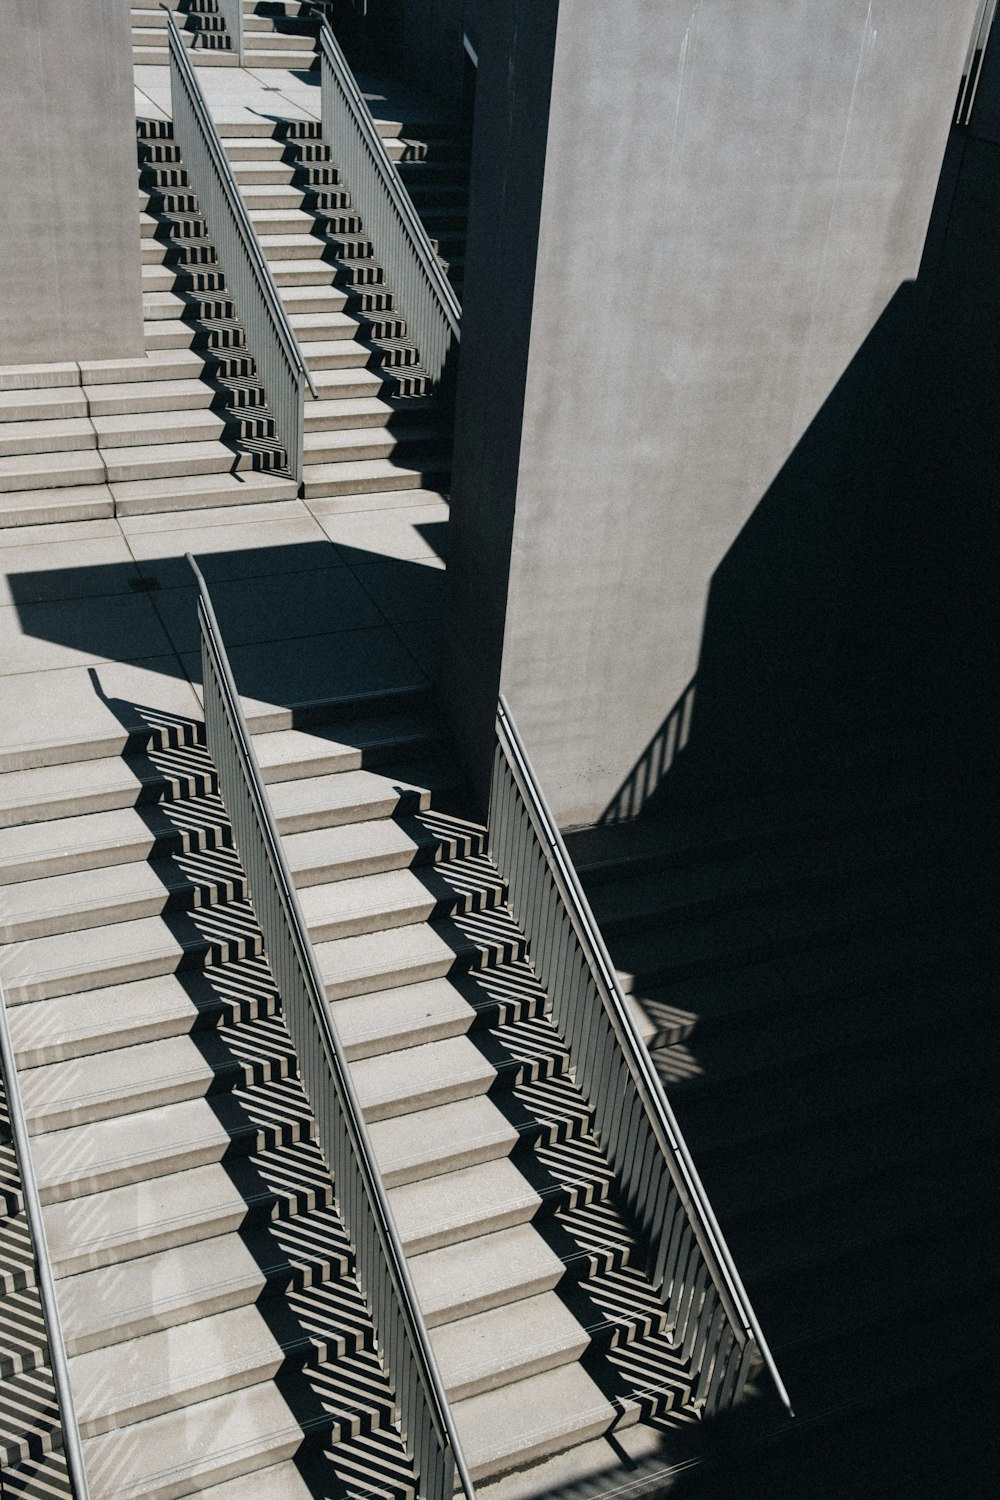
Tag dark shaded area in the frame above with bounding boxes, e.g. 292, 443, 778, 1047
567, 124, 1000, 1496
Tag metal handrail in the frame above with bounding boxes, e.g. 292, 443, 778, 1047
318, 18, 460, 388
163, 6, 315, 482
0, 978, 91, 1498
163, 7, 316, 397
494, 695, 794, 1420
187, 555, 475, 1500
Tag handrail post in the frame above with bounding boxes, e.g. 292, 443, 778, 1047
0, 979, 91, 1498
162, 5, 316, 487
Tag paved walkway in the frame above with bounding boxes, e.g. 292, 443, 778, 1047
0, 489, 447, 768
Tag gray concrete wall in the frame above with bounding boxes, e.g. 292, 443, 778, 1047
0, 0, 143, 364
445, 0, 980, 828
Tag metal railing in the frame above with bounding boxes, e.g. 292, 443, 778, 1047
163, 6, 316, 482
0, 978, 91, 1498
957, 0, 999, 125
489, 696, 794, 1421
318, 19, 461, 391
216, 0, 244, 66
188, 555, 475, 1500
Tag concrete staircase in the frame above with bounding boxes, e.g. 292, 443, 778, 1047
215, 117, 452, 503
131, 0, 238, 69
567, 731, 1000, 1488
131, 1, 330, 72
0, 681, 707, 1496
0, 121, 298, 531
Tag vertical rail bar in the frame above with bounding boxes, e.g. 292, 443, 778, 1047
0, 978, 91, 1499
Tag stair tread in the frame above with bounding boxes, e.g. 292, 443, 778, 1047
409, 1222, 566, 1328
388, 1157, 543, 1256
314, 905, 524, 1002
431, 1291, 589, 1403
45, 1136, 328, 1276
31, 1074, 309, 1203
453, 1361, 615, 1482
369, 1093, 520, 1187
80, 1379, 303, 1500
57, 1208, 350, 1356
70, 1300, 286, 1436
7, 955, 277, 1069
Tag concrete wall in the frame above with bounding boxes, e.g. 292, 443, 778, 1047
0, 0, 143, 364
444, 0, 980, 827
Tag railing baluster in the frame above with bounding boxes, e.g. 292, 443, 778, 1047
490, 695, 793, 1421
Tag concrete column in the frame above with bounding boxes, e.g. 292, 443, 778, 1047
0, 0, 144, 364
443, 0, 981, 827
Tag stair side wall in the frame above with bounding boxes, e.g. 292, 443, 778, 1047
0, 0, 144, 363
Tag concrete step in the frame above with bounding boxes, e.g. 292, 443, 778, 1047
328, 953, 537, 1066
80, 1381, 305, 1500
111, 469, 297, 517
7, 956, 279, 1069
71, 1273, 374, 1439
0, 897, 263, 1004
67, 438, 252, 488
57, 1206, 352, 1357
0, 385, 89, 423
279, 284, 349, 315
45, 1136, 332, 1276
80, 349, 212, 386
84, 377, 223, 417
0, 794, 231, 883
0, 447, 105, 494
295, 854, 506, 945
432, 1292, 589, 1404
246, 48, 319, 68
295, 340, 385, 372
368, 1094, 521, 1188
302, 454, 449, 498
409, 1223, 565, 1329
287, 309, 364, 341
20, 1016, 295, 1133
92, 408, 228, 450
388, 1156, 545, 1257
0, 483, 113, 528
453, 1363, 616, 1484
71, 1302, 287, 1437
302, 425, 442, 466
263, 754, 461, 833
268, 256, 347, 286
313, 902, 527, 1003
0, 415, 96, 457
133, 42, 237, 66
303, 395, 429, 431
32, 1074, 311, 1204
